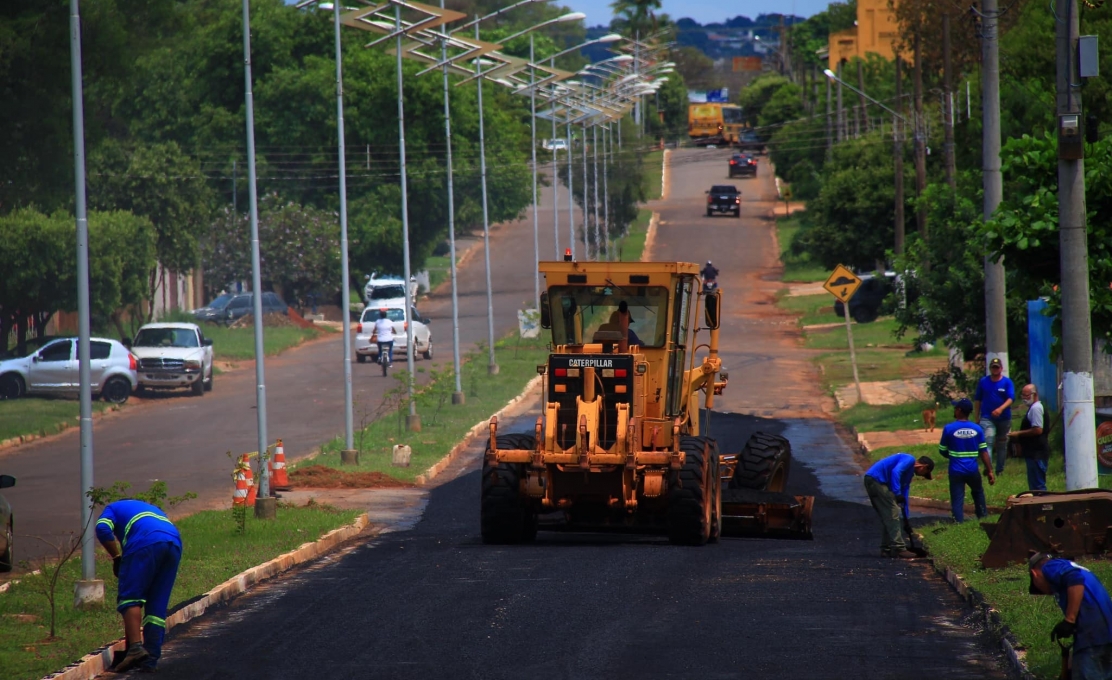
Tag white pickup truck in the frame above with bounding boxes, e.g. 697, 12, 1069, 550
129, 322, 214, 396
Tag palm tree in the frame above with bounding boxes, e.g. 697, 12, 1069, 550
609, 0, 662, 37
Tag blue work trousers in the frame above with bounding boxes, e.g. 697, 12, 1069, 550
1025, 457, 1048, 492
117, 541, 182, 668
948, 470, 987, 523
1074, 642, 1112, 680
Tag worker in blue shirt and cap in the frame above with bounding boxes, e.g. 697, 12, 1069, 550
863, 452, 934, 558
96, 499, 182, 672
938, 397, 996, 522
1030, 552, 1112, 679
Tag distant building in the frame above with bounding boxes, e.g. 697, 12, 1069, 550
827, 0, 899, 70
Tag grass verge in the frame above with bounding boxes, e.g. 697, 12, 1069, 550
838, 401, 956, 433
919, 518, 1112, 679
0, 398, 114, 443
777, 293, 834, 327
0, 503, 359, 680
297, 334, 549, 482
643, 150, 663, 200
424, 253, 460, 293
776, 215, 827, 283
199, 324, 321, 361
615, 208, 652, 263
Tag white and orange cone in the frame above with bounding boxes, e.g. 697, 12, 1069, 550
269, 438, 291, 491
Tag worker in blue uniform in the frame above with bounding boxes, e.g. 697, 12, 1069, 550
1030, 552, 1112, 679
96, 499, 182, 672
938, 398, 996, 522
863, 452, 935, 558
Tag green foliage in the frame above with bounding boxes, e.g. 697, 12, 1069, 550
737, 74, 794, 134
89, 479, 197, 509
788, 0, 857, 67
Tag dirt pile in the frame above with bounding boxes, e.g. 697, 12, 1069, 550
288, 464, 412, 489
228, 311, 296, 329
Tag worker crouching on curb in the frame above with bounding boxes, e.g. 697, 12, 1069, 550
1030, 552, 1112, 679
863, 452, 934, 559
96, 499, 183, 673
938, 398, 995, 522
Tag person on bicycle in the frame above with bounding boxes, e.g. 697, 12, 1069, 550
372, 308, 395, 366
701, 260, 719, 287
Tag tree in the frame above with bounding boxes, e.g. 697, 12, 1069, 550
609, 0, 664, 37
737, 74, 794, 134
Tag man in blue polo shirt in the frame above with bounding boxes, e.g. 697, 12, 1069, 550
974, 357, 1016, 475
1030, 552, 1112, 679
939, 398, 996, 522
96, 499, 182, 672
863, 452, 935, 558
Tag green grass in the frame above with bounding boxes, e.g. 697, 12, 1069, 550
816, 348, 949, 386
615, 208, 652, 262
199, 325, 321, 361
919, 518, 1112, 679
777, 293, 835, 326
777, 215, 827, 283
0, 398, 113, 443
643, 150, 663, 200
0, 504, 359, 680
838, 401, 956, 433
423, 254, 459, 293
804, 318, 909, 351
299, 334, 549, 482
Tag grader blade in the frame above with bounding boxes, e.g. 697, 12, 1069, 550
981, 489, 1112, 568
720, 487, 814, 540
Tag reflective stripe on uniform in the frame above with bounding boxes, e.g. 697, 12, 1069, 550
97, 517, 115, 530
121, 512, 174, 547
118, 598, 146, 608
142, 615, 167, 628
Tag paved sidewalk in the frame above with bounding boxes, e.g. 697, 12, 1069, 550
835, 377, 930, 409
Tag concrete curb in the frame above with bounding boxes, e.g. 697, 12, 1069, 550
661, 148, 671, 201
643, 211, 659, 260
414, 374, 543, 486
44, 513, 371, 680
919, 536, 1035, 680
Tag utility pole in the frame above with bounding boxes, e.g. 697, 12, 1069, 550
894, 57, 905, 255
826, 72, 833, 153
474, 21, 498, 376
333, 1, 355, 457
70, 0, 103, 607
550, 57, 560, 260
566, 119, 576, 259
942, 13, 957, 190
836, 62, 845, 142
1056, 0, 1097, 488
398, 7, 422, 421
856, 59, 867, 136
982, 0, 1009, 382
913, 29, 927, 241
529, 34, 540, 309
440, 0, 464, 405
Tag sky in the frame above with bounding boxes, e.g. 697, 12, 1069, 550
561, 0, 829, 28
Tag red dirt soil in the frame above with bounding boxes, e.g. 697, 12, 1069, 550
288, 464, 412, 489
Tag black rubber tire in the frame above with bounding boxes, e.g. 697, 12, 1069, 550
101, 377, 131, 405
852, 305, 878, 324
481, 433, 537, 544
191, 374, 204, 396
734, 209, 741, 217
380, 354, 388, 376
729, 432, 791, 493
204, 370, 213, 392
423, 342, 433, 361
667, 436, 719, 546
0, 373, 24, 400
706, 209, 713, 217
0, 519, 11, 572
356, 354, 367, 364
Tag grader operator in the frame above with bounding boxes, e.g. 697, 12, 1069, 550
480, 259, 813, 545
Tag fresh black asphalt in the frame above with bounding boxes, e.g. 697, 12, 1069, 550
146, 412, 1014, 680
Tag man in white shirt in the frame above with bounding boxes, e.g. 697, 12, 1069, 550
1009, 384, 1050, 491
372, 309, 395, 366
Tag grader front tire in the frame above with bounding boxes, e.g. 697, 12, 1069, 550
480, 434, 538, 545
728, 432, 792, 493
668, 436, 720, 546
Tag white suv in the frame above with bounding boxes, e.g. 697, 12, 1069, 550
129, 323, 214, 396
355, 305, 433, 363
363, 274, 416, 309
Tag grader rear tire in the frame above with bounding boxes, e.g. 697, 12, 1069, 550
480, 433, 538, 545
728, 432, 791, 492
668, 436, 720, 546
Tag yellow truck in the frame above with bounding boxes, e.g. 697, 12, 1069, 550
687, 103, 744, 146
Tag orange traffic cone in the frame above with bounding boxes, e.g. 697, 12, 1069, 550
241, 454, 258, 507
269, 438, 291, 491
232, 459, 249, 507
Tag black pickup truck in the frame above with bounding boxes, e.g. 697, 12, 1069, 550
705, 185, 741, 217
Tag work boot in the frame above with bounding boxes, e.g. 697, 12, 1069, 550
890, 550, 918, 559
111, 643, 150, 673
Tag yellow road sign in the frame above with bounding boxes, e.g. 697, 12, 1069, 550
823, 265, 863, 304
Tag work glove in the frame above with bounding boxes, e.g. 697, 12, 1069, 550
112, 556, 121, 579
1050, 619, 1076, 642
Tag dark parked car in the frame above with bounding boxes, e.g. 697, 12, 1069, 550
728, 153, 757, 178
199, 292, 289, 325
191, 293, 235, 323
833, 273, 894, 323
1, 473, 15, 572
705, 185, 741, 217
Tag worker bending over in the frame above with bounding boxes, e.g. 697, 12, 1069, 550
1030, 552, 1112, 679
863, 452, 934, 559
96, 499, 182, 672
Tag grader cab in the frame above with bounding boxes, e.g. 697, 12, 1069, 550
481, 260, 813, 545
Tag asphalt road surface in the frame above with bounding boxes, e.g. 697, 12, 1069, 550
140, 150, 1014, 680
0, 179, 569, 564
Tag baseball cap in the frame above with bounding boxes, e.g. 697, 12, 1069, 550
989, 358, 1003, 369
951, 398, 973, 414
916, 455, 934, 480
1029, 551, 1051, 594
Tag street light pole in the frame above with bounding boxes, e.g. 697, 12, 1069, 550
242, 0, 271, 504
982, 0, 1009, 384
566, 117, 576, 259
440, 1, 464, 404
592, 123, 600, 261
550, 57, 560, 259
476, 21, 498, 374
581, 120, 589, 258
396, 4, 421, 427
530, 34, 540, 309
69, 0, 101, 605
334, 1, 355, 454
603, 123, 611, 259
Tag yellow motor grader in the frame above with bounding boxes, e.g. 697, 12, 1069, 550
481, 259, 814, 545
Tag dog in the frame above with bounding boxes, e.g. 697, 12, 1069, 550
921, 403, 938, 432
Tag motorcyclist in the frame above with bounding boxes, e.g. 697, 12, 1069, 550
701, 260, 719, 288
372, 308, 395, 366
